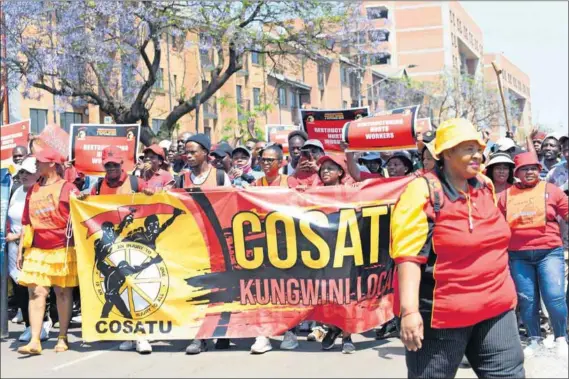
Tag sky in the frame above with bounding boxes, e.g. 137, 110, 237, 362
461, 1, 568, 134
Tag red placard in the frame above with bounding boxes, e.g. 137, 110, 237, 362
265, 124, 298, 155
1, 120, 30, 162
70, 124, 140, 176
31, 123, 70, 159
301, 108, 369, 152
343, 105, 419, 152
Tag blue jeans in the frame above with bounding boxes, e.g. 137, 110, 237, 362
509, 247, 568, 339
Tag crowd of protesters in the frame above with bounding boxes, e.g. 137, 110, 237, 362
3, 117, 567, 377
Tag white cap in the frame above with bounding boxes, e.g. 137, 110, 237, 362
495, 137, 516, 152
485, 152, 514, 168
19, 156, 37, 174
159, 140, 172, 150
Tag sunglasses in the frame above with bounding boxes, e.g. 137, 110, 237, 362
261, 158, 277, 164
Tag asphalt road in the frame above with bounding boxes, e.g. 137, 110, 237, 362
1, 322, 480, 378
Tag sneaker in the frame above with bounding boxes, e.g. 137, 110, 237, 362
523, 339, 542, 358
71, 315, 82, 325
18, 327, 32, 342
307, 326, 326, 342
555, 337, 568, 358
40, 320, 51, 341
322, 327, 341, 350
215, 338, 230, 350
185, 339, 207, 355
11, 309, 23, 324
341, 336, 356, 354
250, 336, 272, 354
119, 341, 135, 351
543, 334, 555, 349
280, 331, 299, 350
136, 340, 152, 354
375, 319, 399, 340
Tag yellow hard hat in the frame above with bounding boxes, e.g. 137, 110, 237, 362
433, 118, 486, 159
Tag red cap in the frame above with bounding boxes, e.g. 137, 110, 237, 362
34, 147, 66, 164
514, 152, 542, 174
317, 154, 347, 177
102, 146, 124, 165
143, 144, 165, 159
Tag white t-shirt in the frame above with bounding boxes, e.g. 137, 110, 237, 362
190, 167, 232, 187
7, 186, 27, 281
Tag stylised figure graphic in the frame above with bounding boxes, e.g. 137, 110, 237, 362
94, 209, 182, 318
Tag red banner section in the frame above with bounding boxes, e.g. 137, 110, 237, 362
70, 124, 140, 176
343, 105, 419, 152
265, 124, 298, 155
1, 120, 30, 162
301, 108, 369, 152
32, 124, 70, 159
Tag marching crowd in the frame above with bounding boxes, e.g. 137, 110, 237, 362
3, 117, 568, 378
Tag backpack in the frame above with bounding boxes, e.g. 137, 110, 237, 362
95, 175, 139, 195
421, 173, 445, 219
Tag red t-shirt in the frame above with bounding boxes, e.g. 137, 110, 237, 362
360, 171, 383, 180
90, 171, 143, 195
499, 182, 569, 251
288, 171, 319, 188
22, 179, 79, 249
141, 169, 174, 191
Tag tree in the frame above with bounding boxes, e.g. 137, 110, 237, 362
2, 0, 358, 145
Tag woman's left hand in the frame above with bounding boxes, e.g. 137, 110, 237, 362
5, 232, 21, 243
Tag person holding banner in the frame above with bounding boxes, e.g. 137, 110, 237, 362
386, 151, 414, 178
288, 140, 325, 188
175, 134, 231, 189
281, 130, 308, 176
391, 118, 524, 378
16, 147, 80, 355
140, 144, 175, 193
210, 142, 234, 175
498, 152, 568, 358
253, 143, 290, 188
85, 147, 144, 196
230, 146, 262, 188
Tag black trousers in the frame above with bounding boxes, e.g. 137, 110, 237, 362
12, 280, 30, 328
406, 310, 525, 379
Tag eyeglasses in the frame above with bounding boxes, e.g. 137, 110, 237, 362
261, 158, 277, 164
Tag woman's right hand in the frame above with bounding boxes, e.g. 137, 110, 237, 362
16, 250, 23, 271
400, 312, 424, 351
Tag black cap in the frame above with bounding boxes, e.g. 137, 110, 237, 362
387, 150, 414, 171
422, 130, 436, 144
288, 130, 308, 142
185, 133, 211, 152
210, 142, 233, 158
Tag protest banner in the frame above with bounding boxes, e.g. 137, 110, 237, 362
31, 124, 70, 159
71, 177, 412, 341
301, 108, 369, 152
1, 120, 30, 163
265, 124, 298, 155
70, 124, 140, 176
343, 105, 419, 152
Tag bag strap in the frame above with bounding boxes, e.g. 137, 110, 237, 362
216, 168, 225, 186
128, 175, 138, 193
421, 174, 444, 218
95, 177, 104, 195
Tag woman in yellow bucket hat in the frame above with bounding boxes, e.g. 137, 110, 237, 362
390, 118, 524, 378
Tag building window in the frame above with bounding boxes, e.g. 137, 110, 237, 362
151, 119, 164, 134
173, 74, 178, 96
290, 90, 297, 108
253, 88, 261, 107
236, 85, 243, 105
317, 64, 326, 89
204, 126, 211, 139
154, 68, 164, 90
342, 101, 348, 109
369, 53, 391, 65
368, 29, 390, 42
30, 108, 48, 134
278, 87, 287, 106
60, 111, 82, 133
251, 51, 262, 65
341, 66, 350, 86
366, 6, 388, 20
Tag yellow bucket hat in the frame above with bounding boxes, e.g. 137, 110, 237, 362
433, 118, 486, 160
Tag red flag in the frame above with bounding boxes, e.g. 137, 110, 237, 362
81, 203, 178, 238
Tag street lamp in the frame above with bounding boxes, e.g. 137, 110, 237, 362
359, 64, 418, 107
